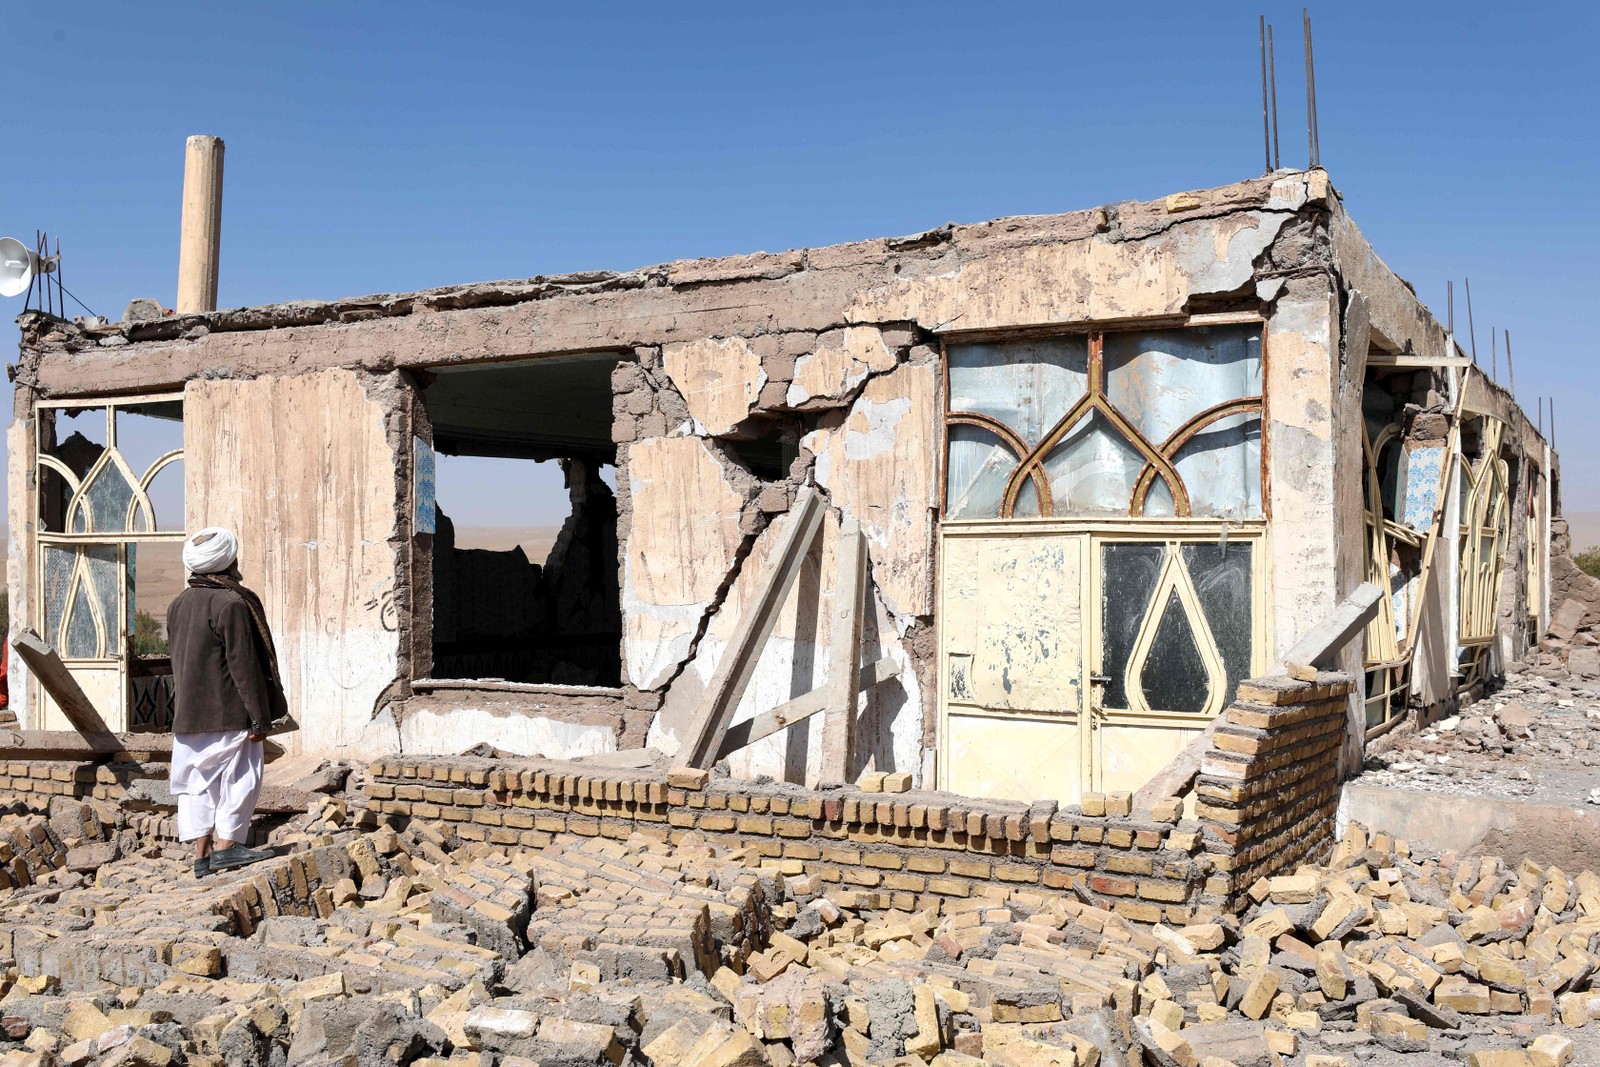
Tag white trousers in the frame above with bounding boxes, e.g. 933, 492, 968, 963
170, 730, 264, 843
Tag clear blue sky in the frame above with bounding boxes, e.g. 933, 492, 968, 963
5, 1, 1597, 526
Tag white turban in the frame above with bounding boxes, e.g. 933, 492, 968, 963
184, 527, 239, 575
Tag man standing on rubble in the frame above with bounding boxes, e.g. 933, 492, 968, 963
167, 527, 283, 877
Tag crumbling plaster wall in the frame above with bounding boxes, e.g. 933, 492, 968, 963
14, 170, 1371, 778
183, 368, 410, 757
624, 171, 1340, 786
5, 384, 39, 727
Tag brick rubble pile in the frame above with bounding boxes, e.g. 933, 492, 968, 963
0, 789, 1585, 1065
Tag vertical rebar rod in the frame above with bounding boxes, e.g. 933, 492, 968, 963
1260, 17, 1272, 173
1491, 328, 1498, 381
1269, 25, 1281, 169
1306, 10, 1321, 166
1447, 281, 1454, 334
1303, 10, 1315, 167
1537, 397, 1543, 435
1505, 331, 1515, 396
42, 233, 54, 318
1464, 276, 1478, 362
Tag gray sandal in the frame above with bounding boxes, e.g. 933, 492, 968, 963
209, 844, 274, 871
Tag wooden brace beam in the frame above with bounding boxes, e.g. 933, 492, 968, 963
10, 629, 118, 739
716, 656, 898, 761
1282, 582, 1384, 677
682, 491, 828, 769
819, 519, 868, 783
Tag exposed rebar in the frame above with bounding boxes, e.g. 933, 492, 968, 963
1464, 276, 1478, 362
1260, 16, 1272, 174
1269, 24, 1281, 169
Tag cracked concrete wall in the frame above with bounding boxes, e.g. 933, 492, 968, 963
6, 384, 38, 728
14, 168, 1547, 781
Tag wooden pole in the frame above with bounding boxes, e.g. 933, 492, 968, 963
820, 520, 868, 784
177, 135, 225, 314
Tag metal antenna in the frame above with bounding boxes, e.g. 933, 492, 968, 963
1268, 24, 1281, 169
1464, 276, 1478, 363
1505, 330, 1515, 395
1260, 17, 1272, 173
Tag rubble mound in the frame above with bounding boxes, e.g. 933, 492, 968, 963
0, 796, 1591, 1067
1365, 668, 1600, 800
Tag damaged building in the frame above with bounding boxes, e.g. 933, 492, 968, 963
6, 168, 1560, 807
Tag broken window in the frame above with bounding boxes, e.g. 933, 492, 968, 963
1457, 416, 1510, 690
422, 355, 626, 688
1526, 464, 1544, 631
944, 324, 1263, 519
1360, 376, 1421, 731
34, 397, 187, 731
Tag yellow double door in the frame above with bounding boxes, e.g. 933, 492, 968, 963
937, 522, 1265, 804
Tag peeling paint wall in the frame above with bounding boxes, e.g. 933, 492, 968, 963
184, 369, 405, 757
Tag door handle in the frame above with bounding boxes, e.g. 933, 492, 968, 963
1089, 675, 1112, 685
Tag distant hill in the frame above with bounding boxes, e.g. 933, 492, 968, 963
0, 527, 564, 635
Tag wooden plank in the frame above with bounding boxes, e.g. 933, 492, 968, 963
1282, 582, 1384, 672
683, 490, 827, 768
719, 690, 827, 758
1366, 353, 1472, 369
10, 629, 117, 738
717, 656, 899, 759
820, 520, 868, 783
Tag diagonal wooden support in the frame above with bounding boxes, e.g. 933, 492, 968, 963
686, 496, 903, 774
683, 490, 827, 769
716, 656, 899, 760
10, 629, 118, 740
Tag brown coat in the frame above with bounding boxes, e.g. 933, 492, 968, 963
166, 586, 279, 735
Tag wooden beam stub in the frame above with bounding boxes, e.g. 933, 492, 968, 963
1282, 582, 1384, 674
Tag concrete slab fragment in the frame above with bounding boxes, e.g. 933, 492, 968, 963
662, 337, 767, 437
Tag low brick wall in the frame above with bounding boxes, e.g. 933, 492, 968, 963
364, 758, 1213, 923
0, 759, 100, 801
0, 675, 1357, 920
0, 756, 166, 808
1195, 671, 1353, 903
